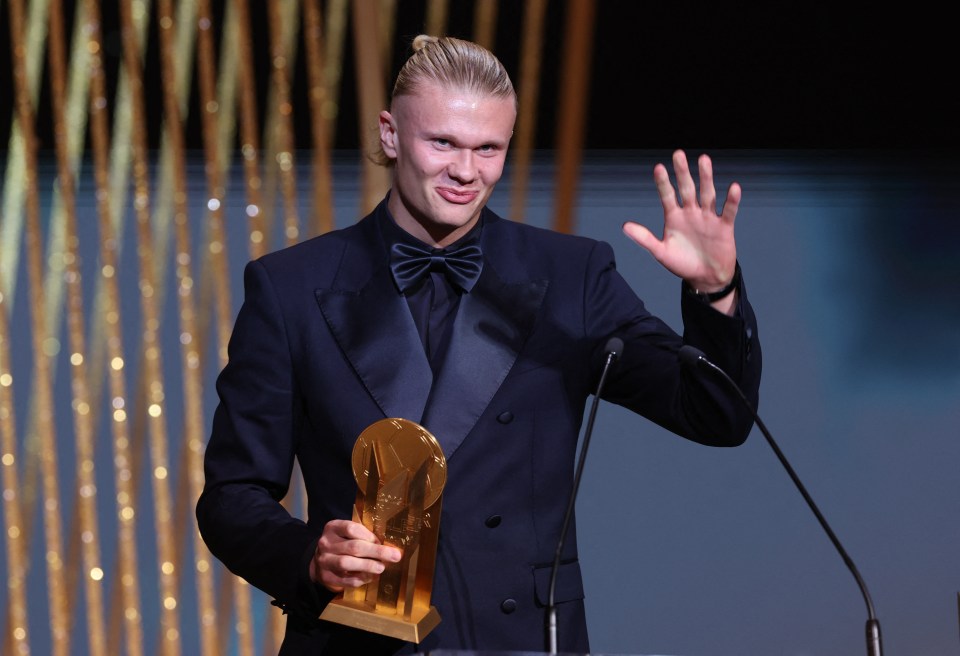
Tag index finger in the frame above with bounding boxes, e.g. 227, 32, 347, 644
653, 162, 679, 214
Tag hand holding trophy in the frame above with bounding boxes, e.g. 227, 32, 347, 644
320, 418, 447, 642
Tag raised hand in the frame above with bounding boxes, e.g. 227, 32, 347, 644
623, 149, 740, 306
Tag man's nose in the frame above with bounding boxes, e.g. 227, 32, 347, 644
447, 149, 477, 182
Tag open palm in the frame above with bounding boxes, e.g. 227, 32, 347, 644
623, 150, 739, 293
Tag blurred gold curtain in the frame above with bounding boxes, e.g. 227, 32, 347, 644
0, 1, 596, 654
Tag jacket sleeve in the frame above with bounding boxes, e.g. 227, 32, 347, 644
195, 259, 330, 618
583, 240, 762, 446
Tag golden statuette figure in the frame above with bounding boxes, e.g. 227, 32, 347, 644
319, 418, 447, 642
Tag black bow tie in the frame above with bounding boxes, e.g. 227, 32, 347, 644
390, 240, 483, 293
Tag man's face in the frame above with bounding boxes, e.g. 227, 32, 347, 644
379, 82, 517, 248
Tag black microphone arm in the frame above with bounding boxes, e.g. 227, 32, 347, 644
546, 337, 624, 654
678, 345, 882, 656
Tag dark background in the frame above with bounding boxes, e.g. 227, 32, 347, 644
1, 0, 955, 153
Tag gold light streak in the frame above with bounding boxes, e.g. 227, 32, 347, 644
351, 0, 391, 214
321, 0, 348, 150
117, 1, 182, 654
212, 6, 239, 178
84, 4, 146, 461
84, 0, 146, 653
267, 1, 302, 248
186, 1, 232, 653
425, 0, 449, 37
47, 1, 107, 653
377, 0, 397, 71
198, 6, 256, 655
1, 0, 51, 306
160, 1, 219, 653
472, 0, 498, 50
53, 5, 120, 636
261, 10, 308, 645
552, 0, 595, 235
233, 0, 268, 259
53, 0, 117, 471
1, 10, 53, 649
256, 1, 300, 253
102, 4, 152, 651
509, 0, 547, 224
8, 0, 70, 653
221, 4, 263, 652
0, 271, 30, 656
195, 0, 234, 412
8, 2, 74, 611
143, 3, 200, 652
146, 0, 197, 305
302, 0, 335, 236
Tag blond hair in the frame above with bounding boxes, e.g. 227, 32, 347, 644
372, 35, 516, 166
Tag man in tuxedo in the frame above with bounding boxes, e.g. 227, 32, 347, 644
197, 34, 761, 654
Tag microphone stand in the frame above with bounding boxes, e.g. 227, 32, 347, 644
546, 338, 623, 654
680, 346, 882, 656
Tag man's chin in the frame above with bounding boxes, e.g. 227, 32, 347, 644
417, 211, 480, 244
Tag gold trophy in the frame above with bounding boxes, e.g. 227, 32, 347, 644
319, 418, 447, 642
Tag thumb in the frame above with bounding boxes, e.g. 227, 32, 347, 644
622, 222, 663, 260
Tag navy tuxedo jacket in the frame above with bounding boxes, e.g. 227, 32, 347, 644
197, 200, 762, 654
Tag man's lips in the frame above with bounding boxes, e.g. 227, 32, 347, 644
437, 187, 478, 204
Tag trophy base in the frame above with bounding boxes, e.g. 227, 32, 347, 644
319, 598, 441, 643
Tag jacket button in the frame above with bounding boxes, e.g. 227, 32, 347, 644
485, 515, 502, 528
497, 411, 514, 424
500, 598, 517, 614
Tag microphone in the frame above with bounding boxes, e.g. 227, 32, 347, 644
678, 345, 883, 656
547, 337, 624, 654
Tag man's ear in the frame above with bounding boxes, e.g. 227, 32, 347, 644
379, 110, 398, 158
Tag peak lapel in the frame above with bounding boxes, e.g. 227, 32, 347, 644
421, 264, 548, 460
314, 219, 433, 424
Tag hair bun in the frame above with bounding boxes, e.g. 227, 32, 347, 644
411, 34, 438, 52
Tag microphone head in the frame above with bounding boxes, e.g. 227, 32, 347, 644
604, 337, 625, 361
678, 344, 707, 369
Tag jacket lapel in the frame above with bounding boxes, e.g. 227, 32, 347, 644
315, 207, 548, 459
314, 214, 434, 423
421, 214, 548, 459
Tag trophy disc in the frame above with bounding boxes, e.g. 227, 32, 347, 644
351, 418, 447, 508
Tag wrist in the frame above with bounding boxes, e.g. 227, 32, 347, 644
684, 261, 741, 303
